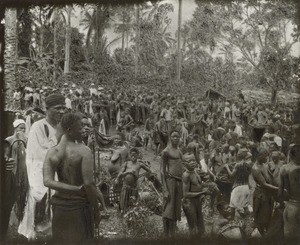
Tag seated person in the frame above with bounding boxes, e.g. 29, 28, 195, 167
116, 148, 151, 213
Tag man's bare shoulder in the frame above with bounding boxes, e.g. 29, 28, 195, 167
182, 171, 191, 182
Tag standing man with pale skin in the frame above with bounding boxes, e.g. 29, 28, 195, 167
18, 94, 66, 240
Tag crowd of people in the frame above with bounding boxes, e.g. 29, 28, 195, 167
3, 81, 300, 243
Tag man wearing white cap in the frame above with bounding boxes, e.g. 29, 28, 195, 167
89, 83, 97, 97
18, 94, 66, 240
3, 119, 27, 239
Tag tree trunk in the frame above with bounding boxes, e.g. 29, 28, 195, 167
39, 7, 44, 54
177, 0, 182, 85
122, 10, 125, 51
134, 4, 140, 77
53, 8, 58, 82
271, 88, 278, 105
64, 6, 72, 74
4, 8, 18, 109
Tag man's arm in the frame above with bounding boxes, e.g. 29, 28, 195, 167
111, 150, 120, 163
278, 166, 289, 202
252, 168, 278, 192
140, 161, 152, 173
194, 145, 200, 164
43, 150, 82, 193
160, 151, 169, 196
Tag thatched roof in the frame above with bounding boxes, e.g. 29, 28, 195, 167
241, 90, 300, 104
205, 89, 226, 100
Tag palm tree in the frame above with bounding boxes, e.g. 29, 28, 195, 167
4, 8, 18, 107
64, 5, 72, 74
80, 4, 111, 49
177, 0, 182, 84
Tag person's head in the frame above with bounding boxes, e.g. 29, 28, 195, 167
170, 130, 180, 146
222, 144, 229, 153
114, 132, 125, 146
271, 151, 280, 163
13, 119, 26, 134
45, 94, 66, 124
81, 114, 91, 138
289, 144, 300, 164
185, 158, 197, 172
217, 203, 231, 220
129, 147, 140, 162
61, 113, 83, 141
257, 147, 269, 163
193, 134, 199, 142
237, 149, 248, 161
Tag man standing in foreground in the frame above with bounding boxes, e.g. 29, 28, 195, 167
18, 94, 66, 240
279, 144, 300, 240
161, 130, 184, 236
43, 113, 101, 243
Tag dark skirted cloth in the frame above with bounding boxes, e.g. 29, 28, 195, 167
182, 196, 205, 234
253, 186, 274, 228
119, 184, 138, 213
50, 196, 94, 244
162, 174, 183, 221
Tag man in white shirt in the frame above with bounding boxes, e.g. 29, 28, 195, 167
160, 103, 173, 131
89, 83, 98, 97
234, 120, 243, 136
18, 94, 66, 240
65, 94, 72, 111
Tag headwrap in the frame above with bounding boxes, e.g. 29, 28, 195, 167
45, 94, 65, 108
13, 119, 26, 128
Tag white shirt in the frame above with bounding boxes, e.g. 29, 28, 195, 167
65, 98, 72, 109
234, 125, 243, 136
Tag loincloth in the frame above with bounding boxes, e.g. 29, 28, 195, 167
162, 174, 183, 221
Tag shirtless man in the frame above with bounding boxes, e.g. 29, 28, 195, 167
252, 147, 278, 236
186, 134, 203, 165
278, 144, 300, 239
161, 130, 184, 236
116, 148, 151, 213
108, 133, 129, 205
43, 113, 102, 243
182, 158, 206, 235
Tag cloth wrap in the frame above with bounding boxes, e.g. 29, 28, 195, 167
162, 174, 183, 221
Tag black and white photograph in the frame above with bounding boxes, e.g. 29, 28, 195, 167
1, 0, 300, 244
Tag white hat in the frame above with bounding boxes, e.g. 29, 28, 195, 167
63, 83, 68, 86
13, 119, 26, 128
72, 84, 76, 88
91, 83, 95, 86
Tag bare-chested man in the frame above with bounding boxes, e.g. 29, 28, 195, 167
279, 144, 300, 239
186, 134, 203, 165
182, 157, 206, 235
116, 148, 151, 213
252, 147, 278, 236
43, 113, 102, 244
161, 130, 184, 236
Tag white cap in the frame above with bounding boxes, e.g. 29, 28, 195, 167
72, 84, 76, 88
13, 119, 26, 128
91, 83, 95, 86
64, 83, 68, 86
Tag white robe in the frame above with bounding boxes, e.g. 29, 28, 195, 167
18, 118, 57, 239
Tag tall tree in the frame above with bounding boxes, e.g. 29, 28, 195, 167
189, 0, 299, 103
177, 0, 182, 84
64, 5, 72, 74
4, 8, 18, 105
